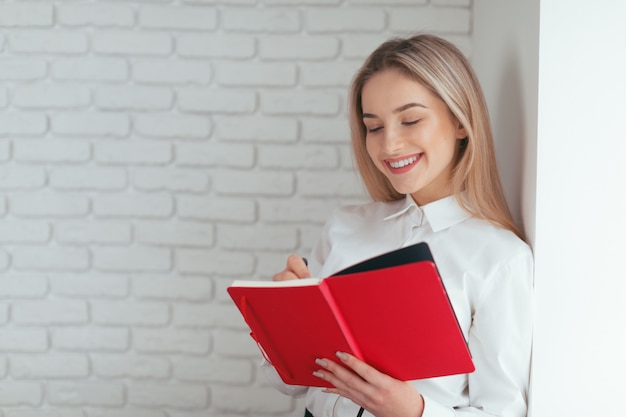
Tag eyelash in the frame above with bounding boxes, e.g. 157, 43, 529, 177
366, 120, 420, 133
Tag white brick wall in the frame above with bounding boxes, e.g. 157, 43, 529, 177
0, 0, 471, 415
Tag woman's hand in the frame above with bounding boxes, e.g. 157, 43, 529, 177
313, 351, 424, 417
272, 254, 311, 281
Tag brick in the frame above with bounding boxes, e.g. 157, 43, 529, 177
0, 86, 6, 107
211, 385, 292, 413
0, 3, 53, 27
12, 300, 88, 325
301, 117, 351, 142
128, 383, 207, 408
389, 7, 471, 33
12, 247, 90, 272
93, 247, 171, 272
432, 0, 471, 5
0, 249, 7, 271
213, 329, 259, 357
92, 301, 169, 326
133, 60, 211, 84
0, 221, 50, 243
348, 0, 426, 3
52, 57, 128, 81
0, 382, 42, 406
139, 5, 217, 30
0, 303, 7, 323
134, 329, 210, 354
218, 224, 298, 251
266, 0, 340, 3
53, 327, 129, 351
9, 30, 88, 54
222, 9, 300, 32
52, 112, 130, 138
214, 115, 298, 142
93, 354, 170, 379
175, 249, 255, 276
134, 114, 211, 139
216, 62, 296, 87
14, 83, 91, 109
0, 113, 48, 136
0, 275, 47, 298
55, 221, 131, 244
11, 193, 89, 217
0, 140, 9, 160
94, 141, 172, 165
14, 140, 90, 163
175, 143, 254, 168
177, 89, 256, 114
297, 171, 366, 197
259, 36, 339, 60
88, 410, 167, 417
261, 91, 340, 115
0, 166, 45, 190
93, 193, 173, 218
213, 169, 294, 196
93, 31, 172, 56
301, 60, 362, 87
50, 274, 128, 298
0, 328, 48, 352
174, 356, 252, 383
177, 34, 255, 58
173, 303, 244, 328
48, 382, 124, 406
0, 58, 47, 80
177, 196, 256, 222
49, 167, 127, 190
11, 354, 89, 379
133, 167, 209, 192
133, 276, 212, 301
96, 85, 173, 110
307, 8, 385, 32
258, 197, 342, 223
58, 3, 134, 27
10, 411, 109, 417
258, 144, 339, 169
135, 220, 214, 247
341, 34, 391, 59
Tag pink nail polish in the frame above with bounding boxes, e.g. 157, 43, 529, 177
336, 351, 348, 362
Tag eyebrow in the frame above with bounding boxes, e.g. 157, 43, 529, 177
362, 102, 427, 119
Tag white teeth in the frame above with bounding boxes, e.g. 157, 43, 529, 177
389, 156, 418, 168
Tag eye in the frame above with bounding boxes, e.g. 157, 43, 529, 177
402, 120, 420, 126
367, 126, 383, 133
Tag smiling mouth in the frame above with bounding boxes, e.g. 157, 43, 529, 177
385, 154, 422, 171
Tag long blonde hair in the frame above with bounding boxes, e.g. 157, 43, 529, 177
350, 34, 522, 239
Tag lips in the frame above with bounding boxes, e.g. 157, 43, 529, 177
384, 153, 422, 173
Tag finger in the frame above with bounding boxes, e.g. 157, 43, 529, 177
335, 351, 385, 384
285, 254, 311, 278
314, 356, 369, 394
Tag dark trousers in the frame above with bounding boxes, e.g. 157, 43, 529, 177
304, 409, 314, 417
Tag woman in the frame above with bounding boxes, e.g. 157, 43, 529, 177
267, 34, 533, 417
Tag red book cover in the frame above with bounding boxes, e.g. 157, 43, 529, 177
227, 243, 474, 387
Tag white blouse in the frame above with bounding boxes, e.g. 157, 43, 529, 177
262, 194, 534, 417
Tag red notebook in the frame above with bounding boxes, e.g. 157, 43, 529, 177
227, 243, 474, 387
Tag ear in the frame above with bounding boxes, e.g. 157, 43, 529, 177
455, 122, 468, 140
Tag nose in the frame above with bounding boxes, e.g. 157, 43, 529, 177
382, 125, 403, 155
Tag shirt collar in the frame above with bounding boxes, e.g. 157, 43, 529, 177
383, 194, 472, 232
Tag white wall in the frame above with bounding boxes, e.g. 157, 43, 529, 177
531, 0, 626, 415
473, 1, 626, 416
0, 1, 473, 416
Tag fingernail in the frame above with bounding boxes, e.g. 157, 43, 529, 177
312, 371, 324, 379
336, 351, 348, 362
315, 358, 328, 368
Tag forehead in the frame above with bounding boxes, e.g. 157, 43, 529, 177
360, 68, 441, 112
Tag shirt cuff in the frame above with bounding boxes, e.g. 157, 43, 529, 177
421, 394, 455, 417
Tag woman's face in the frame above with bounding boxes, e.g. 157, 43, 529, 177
361, 68, 467, 206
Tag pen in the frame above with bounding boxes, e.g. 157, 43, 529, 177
302, 257, 308, 267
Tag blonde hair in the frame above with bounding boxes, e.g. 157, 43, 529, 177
349, 34, 522, 239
